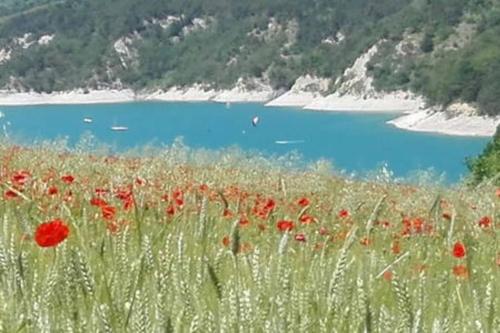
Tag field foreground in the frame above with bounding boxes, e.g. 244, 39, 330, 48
0, 144, 498, 332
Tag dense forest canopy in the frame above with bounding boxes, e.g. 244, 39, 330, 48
0, 0, 499, 115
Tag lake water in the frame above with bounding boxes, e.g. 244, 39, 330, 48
0, 102, 489, 182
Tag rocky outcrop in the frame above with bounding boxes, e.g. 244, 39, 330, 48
113, 34, 140, 68
212, 77, 276, 103
0, 33, 55, 65
266, 75, 330, 107
305, 42, 425, 112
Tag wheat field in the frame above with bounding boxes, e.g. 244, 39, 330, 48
0, 143, 498, 332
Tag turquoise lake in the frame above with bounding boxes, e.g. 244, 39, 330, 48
0, 102, 489, 182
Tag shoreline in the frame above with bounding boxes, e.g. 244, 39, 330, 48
387, 110, 499, 137
0, 89, 498, 137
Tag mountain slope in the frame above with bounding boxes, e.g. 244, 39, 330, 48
0, 0, 499, 116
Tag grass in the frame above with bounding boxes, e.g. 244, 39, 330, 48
0, 142, 498, 332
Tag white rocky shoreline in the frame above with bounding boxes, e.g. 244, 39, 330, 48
0, 86, 498, 137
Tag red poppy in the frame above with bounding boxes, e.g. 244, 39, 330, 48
452, 242, 466, 259
360, 237, 371, 246
11, 170, 30, 186
101, 205, 116, 221
166, 204, 176, 216
222, 235, 230, 247
265, 198, 276, 211
174, 198, 184, 208
222, 208, 233, 219
338, 209, 350, 218
173, 189, 183, 201
299, 213, 316, 225
496, 188, 500, 198
383, 271, 393, 281
442, 212, 452, 220
199, 184, 209, 192
478, 216, 492, 228
239, 215, 250, 227
452, 264, 469, 279
90, 197, 108, 207
115, 187, 132, 201
391, 241, 401, 254
277, 220, 294, 232
61, 175, 75, 184
297, 197, 310, 207
123, 195, 135, 210
4, 189, 18, 199
294, 233, 306, 242
115, 188, 135, 210
35, 219, 69, 247
47, 186, 58, 195
95, 188, 108, 196
412, 218, 425, 234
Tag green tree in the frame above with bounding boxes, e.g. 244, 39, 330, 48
467, 126, 500, 185
420, 31, 434, 53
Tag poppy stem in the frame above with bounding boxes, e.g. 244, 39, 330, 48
456, 285, 466, 317
376, 252, 409, 279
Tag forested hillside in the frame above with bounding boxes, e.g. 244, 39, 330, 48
0, 0, 499, 115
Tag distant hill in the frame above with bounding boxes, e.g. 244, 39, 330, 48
0, 0, 499, 116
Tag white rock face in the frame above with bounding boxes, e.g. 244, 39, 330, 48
113, 34, 140, 68
436, 22, 476, 52
248, 17, 298, 46
394, 32, 423, 57
0, 33, 54, 65
266, 75, 331, 107
14, 33, 35, 49
212, 78, 275, 103
0, 49, 12, 64
147, 15, 182, 29
335, 42, 381, 97
182, 17, 213, 36
322, 31, 345, 46
304, 41, 425, 112
38, 34, 55, 45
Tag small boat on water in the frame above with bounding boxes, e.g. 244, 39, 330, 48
275, 140, 305, 145
110, 126, 128, 131
83, 117, 93, 123
252, 116, 260, 127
